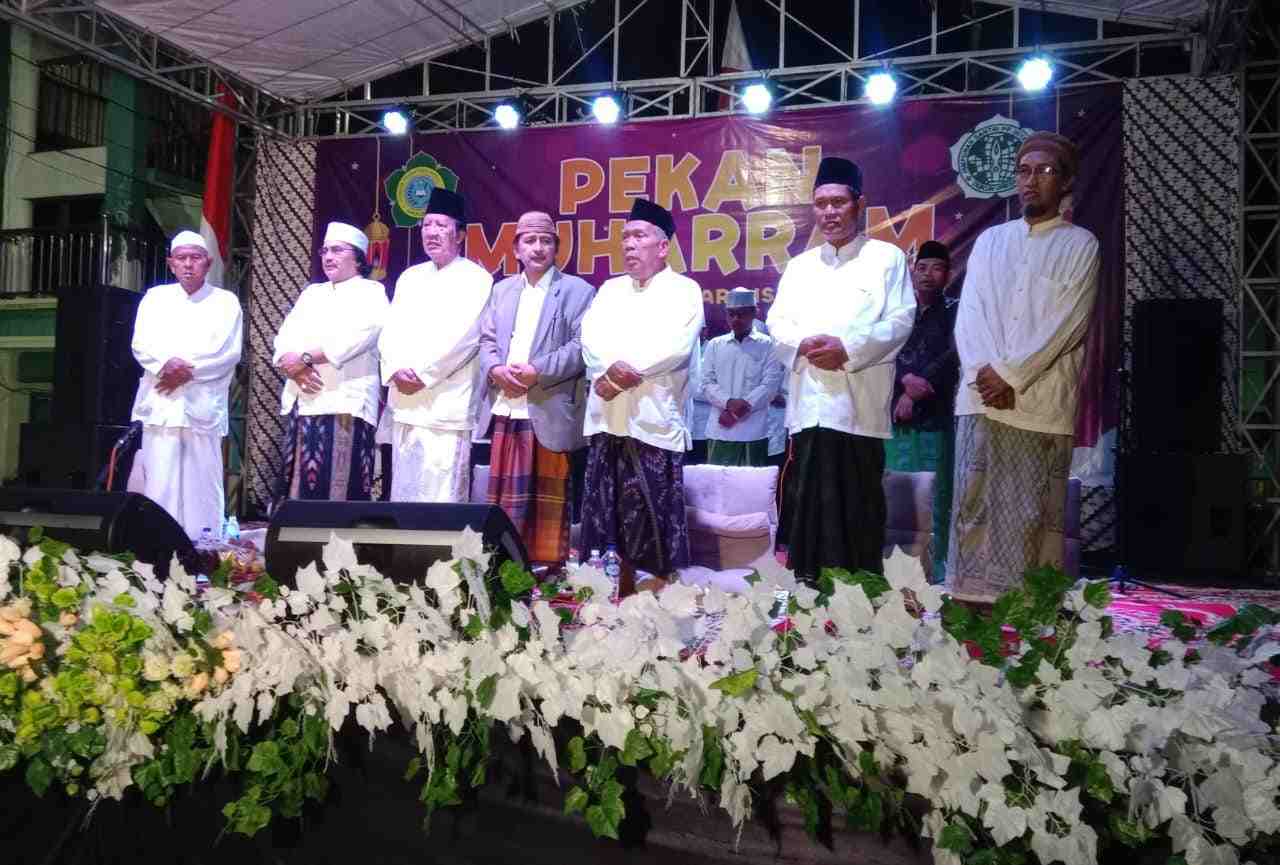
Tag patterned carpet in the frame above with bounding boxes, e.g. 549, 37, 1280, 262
1104, 579, 1280, 636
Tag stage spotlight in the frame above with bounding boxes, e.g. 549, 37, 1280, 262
742, 82, 772, 114
382, 109, 409, 135
865, 72, 897, 105
1017, 57, 1053, 91
592, 94, 621, 125
495, 103, 520, 129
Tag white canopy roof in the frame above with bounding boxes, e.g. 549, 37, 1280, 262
96, 0, 1209, 103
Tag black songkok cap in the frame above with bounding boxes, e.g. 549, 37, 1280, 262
917, 240, 950, 263
813, 156, 862, 195
424, 187, 466, 223
627, 198, 676, 239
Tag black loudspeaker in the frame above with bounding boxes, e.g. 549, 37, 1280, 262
266, 501, 528, 585
1131, 298, 1222, 454
1120, 453, 1245, 574
53, 283, 142, 425
17, 422, 132, 490
0, 488, 195, 577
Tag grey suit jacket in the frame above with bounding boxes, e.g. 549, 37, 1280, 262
475, 268, 596, 453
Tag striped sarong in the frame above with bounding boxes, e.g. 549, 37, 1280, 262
946, 414, 1071, 603
487, 416, 572, 564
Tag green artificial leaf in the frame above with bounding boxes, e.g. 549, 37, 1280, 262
499, 560, 536, 597
1085, 761, 1114, 803
1160, 610, 1199, 642
647, 738, 676, 779
404, 757, 422, 782
25, 757, 53, 797
709, 668, 758, 697
785, 780, 821, 840
857, 749, 879, 778
1206, 604, 1280, 646
253, 574, 281, 600
0, 743, 20, 773
567, 736, 587, 773
587, 754, 618, 791
585, 803, 621, 840
744, 570, 762, 585
1109, 812, 1155, 847
1081, 581, 1112, 609
39, 537, 71, 560
699, 732, 724, 788
619, 729, 653, 767
563, 785, 590, 816
938, 821, 974, 855
474, 673, 498, 709
246, 740, 284, 776
27, 525, 44, 543
463, 615, 485, 639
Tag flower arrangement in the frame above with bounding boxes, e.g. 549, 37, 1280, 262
0, 525, 1277, 865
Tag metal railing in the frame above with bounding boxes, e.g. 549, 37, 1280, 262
0, 217, 170, 296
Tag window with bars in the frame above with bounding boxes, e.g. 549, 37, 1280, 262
36, 56, 107, 151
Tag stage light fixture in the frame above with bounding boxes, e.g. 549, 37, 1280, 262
592, 94, 621, 125
865, 72, 897, 105
495, 103, 520, 129
742, 82, 772, 114
382, 109, 409, 135
1017, 57, 1053, 91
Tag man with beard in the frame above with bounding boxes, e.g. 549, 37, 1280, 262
949, 131, 1099, 603
580, 198, 703, 593
886, 240, 959, 582
130, 230, 243, 538
379, 189, 493, 502
768, 157, 915, 582
477, 211, 594, 567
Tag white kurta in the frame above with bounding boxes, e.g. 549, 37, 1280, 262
272, 275, 388, 426
767, 237, 915, 440
954, 215, 1100, 436
700, 330, 784, 442
581, 267, 704, 453
379, 256, 493, 502
130, 281, 243, 538
490, 268, 551, 420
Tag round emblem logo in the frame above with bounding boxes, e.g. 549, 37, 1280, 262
383, 152, 460, 227
949, 115, 1030, 199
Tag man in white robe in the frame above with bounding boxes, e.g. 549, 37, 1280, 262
130, 230, 243, 538
379, 188, 493, 502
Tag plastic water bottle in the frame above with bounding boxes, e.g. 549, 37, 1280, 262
198, 527, 215, 548
585, 548, 603, 569
602, 545, 622, 583
223, 515, 240, 541
566, 548, 581, 569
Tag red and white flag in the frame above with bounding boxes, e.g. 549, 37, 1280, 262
200, 87, 235, 288
718, 0, 753, 111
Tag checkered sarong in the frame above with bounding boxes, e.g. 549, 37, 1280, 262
487, 416, 571, 564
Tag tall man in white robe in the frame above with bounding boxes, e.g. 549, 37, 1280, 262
130, 230, 243, 538
580, 198, 704, 594
767, 157, 915, 582
949, 131, 1100, 603
379, 188, 493, 502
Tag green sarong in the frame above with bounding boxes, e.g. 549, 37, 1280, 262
884, 424, 954, 583
706, 438, 770, 467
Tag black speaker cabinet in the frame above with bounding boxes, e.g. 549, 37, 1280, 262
1131, 298, 1223, 454
0, 488, 195, 577
53, 282, 143, 426
18, 422, 132, 490
266, 500, 528, 585
1120, 453, 1245, 575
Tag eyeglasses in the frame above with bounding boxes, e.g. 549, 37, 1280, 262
318, 245, 355, 256
1015, 164, 1061, 180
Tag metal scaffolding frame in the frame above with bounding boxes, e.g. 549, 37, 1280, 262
1240, 46, 1280, 570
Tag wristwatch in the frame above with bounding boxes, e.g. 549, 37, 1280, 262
301, 351, 314, 367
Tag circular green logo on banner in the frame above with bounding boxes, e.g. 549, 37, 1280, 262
950, 115, 1030, 199
384, 152, 460, 227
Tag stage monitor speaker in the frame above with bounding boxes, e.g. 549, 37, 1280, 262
1120, 453, 1245, 575
53, 283, 143, 426
0, 488, 195, 577
1131, 298, 1222, 454
265, 501, 529, 586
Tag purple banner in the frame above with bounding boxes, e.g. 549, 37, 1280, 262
313, 85, 1122, 446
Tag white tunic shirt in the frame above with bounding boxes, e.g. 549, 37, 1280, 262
767, 237, 915, 440
379, 256, 493, 431
131, 282, 243, 435
273, 275, 389, 426
581, 266, 704, 453
954, 216, 1100, 436
700, 329, 785, 442
490, 268, 552, 420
